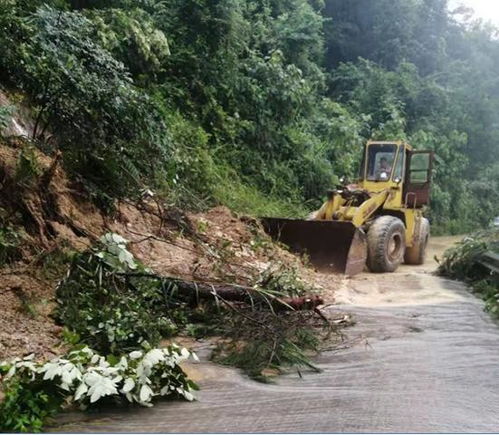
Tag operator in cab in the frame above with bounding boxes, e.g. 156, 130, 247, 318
376, 157, 392, 180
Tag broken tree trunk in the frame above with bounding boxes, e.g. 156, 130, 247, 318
122, 272, 323, 311
171, 279, 324, 311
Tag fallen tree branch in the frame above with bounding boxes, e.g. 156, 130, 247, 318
119, 271, 323, 312
167, 278, 324, 312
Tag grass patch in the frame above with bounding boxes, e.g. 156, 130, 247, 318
211, 164, 310, 218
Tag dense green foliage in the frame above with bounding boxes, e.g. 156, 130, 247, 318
0, 346, 197, 432
438, 229, 499, 313
1, 0, 498, 230
0, 375, 64, 432
55, 233, 178, 353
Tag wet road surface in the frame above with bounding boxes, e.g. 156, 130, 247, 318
53, 237, 499, 432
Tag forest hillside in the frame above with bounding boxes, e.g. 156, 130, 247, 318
1, 0, 499, 233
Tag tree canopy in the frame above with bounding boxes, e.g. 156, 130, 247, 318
1, 0, 498, 232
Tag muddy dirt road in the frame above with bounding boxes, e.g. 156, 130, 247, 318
54, 236, 499, 432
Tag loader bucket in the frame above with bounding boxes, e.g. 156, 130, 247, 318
261, 218, 367, 275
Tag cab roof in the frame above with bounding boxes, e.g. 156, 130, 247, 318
366, 140, 413, 150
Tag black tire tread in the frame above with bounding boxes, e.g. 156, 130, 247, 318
404, 217, 430, 265
367, 216, 406, 273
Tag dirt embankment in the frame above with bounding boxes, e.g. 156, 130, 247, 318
0, 138, 335, 361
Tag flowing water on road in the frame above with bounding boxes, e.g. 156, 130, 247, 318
53, 236, 499, 432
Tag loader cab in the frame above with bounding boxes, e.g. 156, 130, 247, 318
359, 141, 405, 187
359, 141, 433, 208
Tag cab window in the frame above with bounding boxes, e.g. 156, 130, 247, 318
392, 147, 405, 181
409, 153, 431, 183
365, 144, 397, 181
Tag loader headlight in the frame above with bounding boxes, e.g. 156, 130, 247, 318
379, 171, 388, 180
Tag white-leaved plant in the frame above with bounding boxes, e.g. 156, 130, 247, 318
96, 233, 145, 272
1, 345, 198, 408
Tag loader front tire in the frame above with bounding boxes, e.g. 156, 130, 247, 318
367, 216, 406, 273
404, 217, 430, 265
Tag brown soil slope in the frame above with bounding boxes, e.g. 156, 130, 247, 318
0, 139, 334, 361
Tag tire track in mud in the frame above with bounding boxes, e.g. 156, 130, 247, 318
52, 237, 499, 433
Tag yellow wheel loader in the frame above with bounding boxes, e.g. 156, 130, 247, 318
262, 141, 433, 275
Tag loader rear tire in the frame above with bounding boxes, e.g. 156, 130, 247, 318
367, 216, 406, 273
404, 217, 430, 265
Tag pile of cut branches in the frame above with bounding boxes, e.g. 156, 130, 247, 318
55, 233, 335, 380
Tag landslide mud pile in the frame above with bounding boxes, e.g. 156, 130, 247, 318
0, 139, 334, 360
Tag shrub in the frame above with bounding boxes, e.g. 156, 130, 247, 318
437, 229, 499, 282
0, 225, 23, 266
55, 233, 178, 354
0, 346, 198, 432
438, 229, 499, 316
